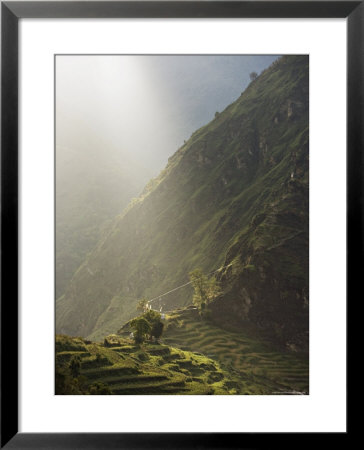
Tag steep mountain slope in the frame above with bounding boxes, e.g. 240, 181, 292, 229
57, 56, 309, 348
56, 144, 151, 298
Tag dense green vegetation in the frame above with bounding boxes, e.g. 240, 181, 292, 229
56, 56, 309, 357
56, 333, 240, 395
161, 307, 308, 393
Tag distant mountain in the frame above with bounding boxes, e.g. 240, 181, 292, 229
56, 56, 309, 351
56, 144, 151, 299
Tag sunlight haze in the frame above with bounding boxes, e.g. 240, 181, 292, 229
56, 55, 279, 173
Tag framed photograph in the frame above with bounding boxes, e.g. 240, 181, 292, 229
1, 1, 358, 447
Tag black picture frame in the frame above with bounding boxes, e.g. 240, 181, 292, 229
1, 1, 359, 448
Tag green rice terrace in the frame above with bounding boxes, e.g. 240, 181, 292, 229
161, 307, 308, 394
56, 333, 238, 395
56, 306, 308, 395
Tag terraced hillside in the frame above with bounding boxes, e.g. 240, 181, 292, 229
55, 334, 242, 395
56, 301, 308, 395
160, 307, 308, 394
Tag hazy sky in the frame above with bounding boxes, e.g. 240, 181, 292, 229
56, 55, 279, 175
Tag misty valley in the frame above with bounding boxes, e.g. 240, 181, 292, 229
56, 55, 309, 395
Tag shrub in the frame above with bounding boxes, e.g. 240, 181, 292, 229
151, 320, 164, 340
249, 71, 258, 81
69, 355, 81, 378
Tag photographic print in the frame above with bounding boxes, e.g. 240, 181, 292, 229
55, 55, 309, 395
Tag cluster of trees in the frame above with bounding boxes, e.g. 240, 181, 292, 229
130, 308, 164, 344
189, 268, 221, 312
129, 269, 220, 344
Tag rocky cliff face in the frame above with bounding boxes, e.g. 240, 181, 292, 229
210, 159, 309, 351
56, 55, 309, 348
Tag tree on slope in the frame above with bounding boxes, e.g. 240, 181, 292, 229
69, 355, 81, 378
142, 309, 164, 341
189, 269, 221, 311
151, 320, 164, 340
130, 317, 151, 344
249, 71, 258, 81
